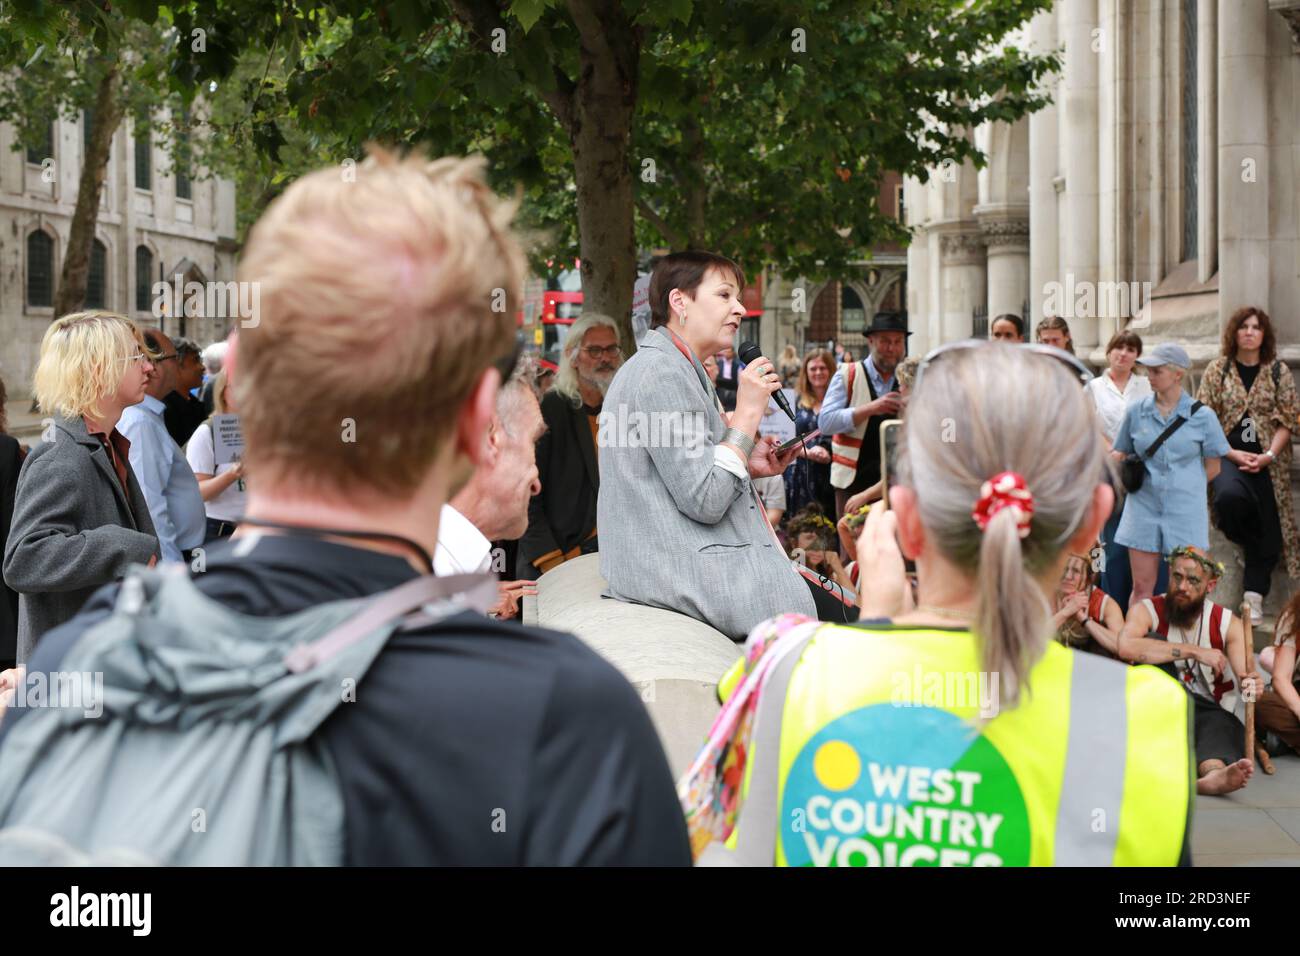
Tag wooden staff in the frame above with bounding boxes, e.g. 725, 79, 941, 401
1241, 600, 1257, 770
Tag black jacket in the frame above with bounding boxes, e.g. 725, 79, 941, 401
0, 434, 21, 667
519, 390, 600, 580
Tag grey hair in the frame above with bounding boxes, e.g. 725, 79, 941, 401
553, 312, 622, 407
200, 341, 228, 374
173, 336, 201, 361
496, 353, 541, 437
897, 344, 1106, 709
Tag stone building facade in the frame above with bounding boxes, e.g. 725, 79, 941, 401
0, 108, 237, 400
903, 0, 1300, 614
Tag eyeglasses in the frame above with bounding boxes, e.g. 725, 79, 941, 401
580, 345, 622, 360
123, 352, 150, 366
912, 339, 1093, 394
153, 352, 179, 363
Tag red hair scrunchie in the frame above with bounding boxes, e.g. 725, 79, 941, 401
971, 471, 1034, 538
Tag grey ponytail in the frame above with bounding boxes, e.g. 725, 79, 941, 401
898, 344, 1103, 709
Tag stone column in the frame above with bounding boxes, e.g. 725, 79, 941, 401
937, 228, 986, 342
1060, 0, 1101, 349
1028, 7, 1060, 327
975, 208, 1031, 321
1218, 0, 1271, 325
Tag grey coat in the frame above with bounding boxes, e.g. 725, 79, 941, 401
597, 327, 815, 639
3, 415, 159, 662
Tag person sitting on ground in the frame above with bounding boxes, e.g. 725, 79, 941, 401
184, 370, 246, 543
435, 355, 546, 620
518, 312, 620, 580
681, 342, 1195, 866
117, 329, 207, 564
0, 149, 689, 865
1115, 546, 1260, 795
990, 313, 1025, 342
2, 312, 160, 663
1257, 590, 1300, 758
784, 507, 852, 592
1052, 552, 1122, 658
162, 336, 207, 447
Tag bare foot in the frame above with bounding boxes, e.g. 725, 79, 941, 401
1197, 758, 1254, 795
1256, 745, 1276, 775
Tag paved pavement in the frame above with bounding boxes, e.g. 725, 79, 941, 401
1195, 753, 1300, 865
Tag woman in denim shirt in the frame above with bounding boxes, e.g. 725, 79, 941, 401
1113, 343, 1230, 608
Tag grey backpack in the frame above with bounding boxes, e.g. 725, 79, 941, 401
0, 565, 497, 865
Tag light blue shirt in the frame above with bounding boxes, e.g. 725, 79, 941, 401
1113, 391, 1230, 553
818, 355, 898, 435
118, 395, 207, 562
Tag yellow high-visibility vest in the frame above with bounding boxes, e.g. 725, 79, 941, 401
714, 622, 1193, 867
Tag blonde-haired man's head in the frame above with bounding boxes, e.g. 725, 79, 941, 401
235, 146, 528, 500
32, 311, 151, 421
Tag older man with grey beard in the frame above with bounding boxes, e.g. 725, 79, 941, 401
518, 313, 623, 580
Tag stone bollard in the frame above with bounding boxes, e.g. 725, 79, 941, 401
523, 554, 741, 777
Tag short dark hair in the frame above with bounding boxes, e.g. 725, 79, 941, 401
1104, 329, 1143, 357
173, 336, 201, 361
648, 250, 744, 330
142, 329, 164, 357
991, 314, 1024, 337
1222, 306, 1276, 364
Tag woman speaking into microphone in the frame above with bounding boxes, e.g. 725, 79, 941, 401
598, 251, 829, 639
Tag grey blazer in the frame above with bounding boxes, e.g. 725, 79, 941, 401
597, 327, 815, 639
3, 415, 159, 662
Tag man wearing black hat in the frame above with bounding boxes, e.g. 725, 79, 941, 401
818, 314, 909, 517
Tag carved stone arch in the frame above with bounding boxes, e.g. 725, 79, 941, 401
22, 218, 60, 310
979, 116, 1030, 208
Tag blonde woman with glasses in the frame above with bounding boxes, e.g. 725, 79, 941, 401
2, 312, 160, 663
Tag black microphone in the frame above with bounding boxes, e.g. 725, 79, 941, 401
738, 341, 795, 422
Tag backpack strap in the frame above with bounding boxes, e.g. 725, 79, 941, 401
283, 573, 499, 673
1273, 361, 1282, 389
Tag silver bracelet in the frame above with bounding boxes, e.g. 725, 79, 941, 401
721, 426, 756, 459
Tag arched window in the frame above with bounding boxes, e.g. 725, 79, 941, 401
87, 239, 108, 309
136, 245, 154, 313
26, 231, 54, 308
840, 286, 866, 332
134, 113, 152, 191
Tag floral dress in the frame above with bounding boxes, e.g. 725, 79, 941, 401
783, 403, 835, 517
1197, 357, 1300, 578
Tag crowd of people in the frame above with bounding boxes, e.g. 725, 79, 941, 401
0, 146, 1296, 866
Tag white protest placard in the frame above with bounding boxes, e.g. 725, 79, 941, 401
211, 414, 245, 467
756, 388, 797, 445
